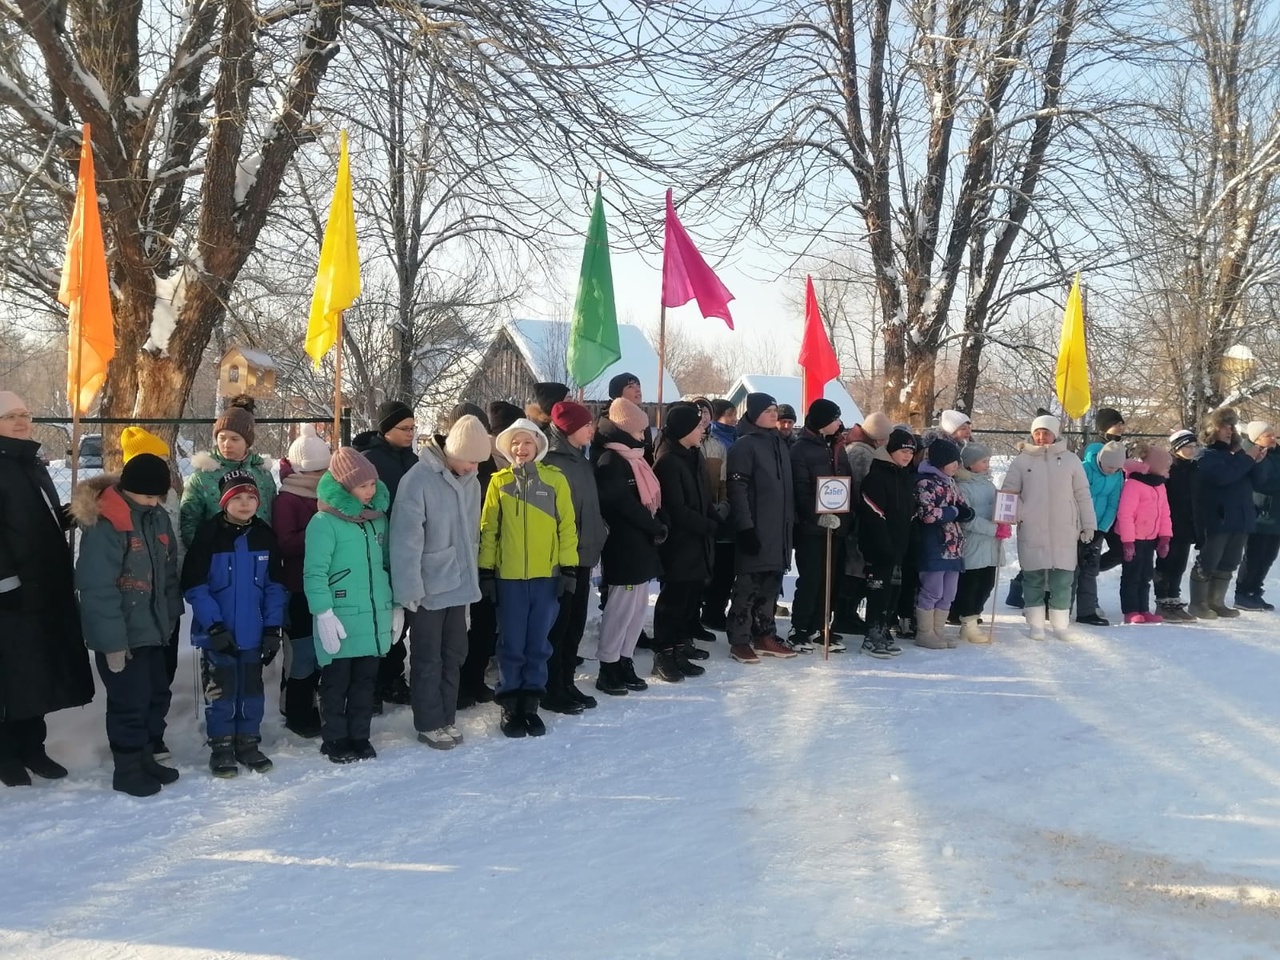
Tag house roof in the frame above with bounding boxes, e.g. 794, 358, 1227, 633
726, 375, 864, 425
507, 318, 681, 402
223, 346, 278, 370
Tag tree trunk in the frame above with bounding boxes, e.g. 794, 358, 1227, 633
903, 349, 937, 430
954, 328, 981, 416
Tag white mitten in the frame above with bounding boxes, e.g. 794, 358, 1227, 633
392, 607, 405, 642
817, 514, 840, 530
316, 610, 347, 655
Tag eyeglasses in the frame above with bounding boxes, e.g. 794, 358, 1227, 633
391, 425, 416, 433
0, 412, 31, 422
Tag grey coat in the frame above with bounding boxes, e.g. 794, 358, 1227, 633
727, 417, 794, 573
955, 467, 1003, 570
389, 440, 482, 612
544, 425, 608, 569
1002, 440, 1097, 572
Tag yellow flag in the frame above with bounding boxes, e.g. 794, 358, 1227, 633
1055, 273, 1091, 419
60, 123, 116, 415
305, 130, 361, 368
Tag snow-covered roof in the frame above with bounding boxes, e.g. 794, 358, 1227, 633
1224, 344, 1256, 362
507, 318, 680, 402
726, 375, 864, 424
228, 346, 278, 370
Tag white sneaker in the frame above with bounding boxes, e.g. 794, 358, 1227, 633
418, 727, 456, 750
444, 724, 463, 745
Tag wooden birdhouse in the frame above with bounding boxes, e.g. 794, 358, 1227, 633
219, 346, 278, 399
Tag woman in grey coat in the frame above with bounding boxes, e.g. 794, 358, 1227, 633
389, 416, 491, 750
951, 443, 1008, 642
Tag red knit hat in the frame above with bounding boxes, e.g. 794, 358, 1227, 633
551, 401, 593, 436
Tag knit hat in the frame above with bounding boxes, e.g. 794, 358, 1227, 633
776, 404, 798, 423
376, 400, 414, 436
551, 401, 594, 437
494, 418, 548, 462
711, 399, 736, 421
0, 391, 28, 418
531, 382, 570, 416
861, 412, 892, 442
120, 426, 169, 463
608, 372, 641, 399
939, 410, 970, 435
804, 398, 842, 432
488, 401, 524, 437
328, 446, 379, 492
443, 414, 492, 463
691, 396, 714, 419
961, 441, 993, 469
1169, 429, 1197, 453
120, 453, 172, 497
1031, 414, 1061, 437
745, 392, 776, 423
927, 437, 961, 470
445, 402, 490, 433
1144, 445, 1173, 477
664, 403, 703, 442
1095, 407, 1125, 435
287, 423, 331, 473
886, 428, 916, 455
213, 396, 256, 447
1098, 440, 1127, 473
608, 398, 649, 437
218, 469, 259, 509
1246, 420, 1274, 443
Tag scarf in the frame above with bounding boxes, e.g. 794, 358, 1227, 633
709, 421, 736, 450
280, 472, 321, 500
318, 499, 385, 523
605, 442, 662, 515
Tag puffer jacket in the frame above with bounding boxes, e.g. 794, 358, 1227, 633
595, 420, 666, 586
182, 514, 289, 651
543, 425, 607, 569
180, 450, 276, 547
1082, 442, 1123, 533
478, 436, 579, 581
654, 434, 717, 583
302, 473, 395, 666
857, 448, 915, 567
1115, 461, 1173, 544
955, 466, 1003, 570
791, 429, 852, 538
1195, 441, 1258, 538
1002, 440, 1097, 571
72, 476, 184, 654
727, 416, 795, 574
915, 462, 967, 572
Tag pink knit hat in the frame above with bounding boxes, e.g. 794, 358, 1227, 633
608, 398, 648, 437
328, 446, 378, 491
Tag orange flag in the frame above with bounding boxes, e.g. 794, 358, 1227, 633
59, 123, 115, 415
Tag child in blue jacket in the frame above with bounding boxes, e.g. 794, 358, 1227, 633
1076, 441, 1126, 625
182, 470, 289, 778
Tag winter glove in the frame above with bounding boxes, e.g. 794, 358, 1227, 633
557, 572, 577, 598
1079, 529, 1095, 544
817, 514, 841, 531
736, 528, 762, 556
712, 501, 731, 523
1156, 536, 1171, 559
653, 524, 669, 546
955, 503, 976, 524
1122, 541, 1136, 563
938, 505, 959, 522
104, 649, 129, 674
391, 607, 405, 643
206, 623, 237, 655
995, 523, 1012, 540
479, 569, 498, 605
260, 627, 284, 666
315, 610, 347, 656
403, 599, 420, 613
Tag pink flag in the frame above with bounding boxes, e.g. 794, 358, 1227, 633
662, 189, 735, 330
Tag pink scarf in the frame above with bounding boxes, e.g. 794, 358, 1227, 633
606, 442, 661, 515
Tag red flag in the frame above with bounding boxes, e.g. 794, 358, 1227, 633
661, 189, 735, 329
799, 276, 840, 410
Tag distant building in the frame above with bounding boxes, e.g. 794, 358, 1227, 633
725, 375, 864, 426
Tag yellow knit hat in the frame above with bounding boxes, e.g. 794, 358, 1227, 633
120, 426, 170, 463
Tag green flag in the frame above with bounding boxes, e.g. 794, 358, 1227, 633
567, 186, 620, 389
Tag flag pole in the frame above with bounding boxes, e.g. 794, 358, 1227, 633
69, 321, 84, 503
656, 304, 667, 427
331, 311, 344, 448
580, 169, 602, 411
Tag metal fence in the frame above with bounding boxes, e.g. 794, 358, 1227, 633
971, 430, 1170, 459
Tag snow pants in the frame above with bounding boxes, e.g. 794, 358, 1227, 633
1120, 539, 1157, 615
546, 567, 591, 698
319, 655, 378, 743
1154, 536, 1193, 603
728, 571, 783, 645
408, 605, 468, 733
655, 579, 705, 650
97, 647, 171, 751
203, 648, 264, 739
495, 578, 559, 694
1022, 568, 1075, 611
917, 570, 959, 610
598, 582, 651, 663
952, 566, 997, 619
1237, 533, 1280, 596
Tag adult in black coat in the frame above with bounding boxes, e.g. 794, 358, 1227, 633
856, 432, 918, 658
0, 393, 94, 786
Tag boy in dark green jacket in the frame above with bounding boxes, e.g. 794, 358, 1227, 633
72, 454, 184, 797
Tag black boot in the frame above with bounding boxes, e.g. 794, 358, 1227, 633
0, 757, 31, 786
234, 735, 273, 773
113, 748, 162, 797
284, 676, 323, 738
675, 644, 707, 677
618, 656, 649, 691
498, 693, 527, 738
520, 692, 547, 737
208, 736, 239, 778
20, 746, 68, 780
635, 630, 655, 650
595, 661, 628, 696
690, 624, 717, 643
140, 745, 179, 785
320, 739, 358, 764
568, 684, 598, 709
682, 641, 710, 661
651, 648, 685, 683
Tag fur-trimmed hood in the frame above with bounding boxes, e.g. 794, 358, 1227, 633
69, 474, 126, 529
191, 449, 270, 473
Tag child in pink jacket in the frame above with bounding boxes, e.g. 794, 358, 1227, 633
1116, 444, 1174, 623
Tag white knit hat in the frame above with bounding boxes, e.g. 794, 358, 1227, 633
494, 418, 548, 462
1031, 414, 1061, 437
1245, 420, 1274, 443
0, 391, 29, 418
444, 414, 492, 463
287, 424, 332, 473
1169, 429, 1197, 452
939, 410, 970, 435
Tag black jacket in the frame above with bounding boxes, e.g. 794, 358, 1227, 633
857, 448, 915, 567
653, 435, 717, 582
1194, 441, 1258, 539
352, 430, 420, 507
0, 436, 93, 720
791, 428, 852, 537
727, 417, 795, 573
1166, 455, 1197, 542
595, 421, 666, 585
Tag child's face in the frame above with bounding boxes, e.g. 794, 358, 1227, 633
352, 479, 378, 505
969, 457, 990, 474
952, 423, 972, 442
569, 423, 595, 449
1176, 444, 1198, 460
1100, 462, 1119, 476
891, 448, 915, 467
941, 461, 959, 477
216, 430, 248, 462
509, 432, 538, 464
224, 491, 258, 523
123, 490, 165, 508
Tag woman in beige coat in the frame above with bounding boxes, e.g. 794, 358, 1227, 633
1001, 414, 1097, 639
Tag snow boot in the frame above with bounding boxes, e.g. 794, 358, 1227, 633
1025, 606, 1047, 641
568, 684, 598, 709
675, 645, 706, 676
20, 746, 68, 780
234, 735, 273, 773
595, 660, 629, 696
498, 693, 528, 738
1187, 569, 1217, 619
140, 745, 179, 785
651, 648, 686, 683
111, 748, 161, 797
959, 615, 988, 644
351, 739, 377, 760
519, 693, 547, 737
1208, 573, 1240, 617
0, 757, 31, 786
1233, 591, 1268, 611
208, 736, 239, 778
284, 676, 322, 738
896, 615, 917, 640
935, 609, 956, 648
681, 641, 710, 660
690, 624, 717, 643
1160, 600, 1196, 622
618, 656, 649, 691
320, 739, 358, 764
1048, 607, 1073, 640
913, 608, 946, 649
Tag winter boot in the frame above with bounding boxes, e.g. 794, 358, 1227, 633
20, 746, 68, 780
1233, 591, 1268, 611
1208, 573, 1241, 618
568, 684, 598, 709
914, 608, 946, 649
651, 648, 686, 683
1025, 606, 1047, 641
959, 615, 988, 644
1188, 569, 1218, 619
519, 693, 547, 737
1160, 599, 1196, 622
111, 748, 161, 797
140, 745, 179, 785
1257, 590, 1276, 611
234, 735, 273, 773
935, 609, 957, 648
0, 755, 30, 786
498, 693, 528, 738
208, 736, 239, 778
681, 641, 710, 660
1005, 573, 1025, 609
1048, 607, 1073, 640
863, 624, 894, 660
618, 657, 649, 691
283, 676, 323, 738
595, 661, 629, 696
320, 738, 358, 764
896, 615, 917, 640
675, 644, 707, 676
690, 624, 717, 643
351, 739, 377, 760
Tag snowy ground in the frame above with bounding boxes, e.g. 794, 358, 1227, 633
5, 564, 1280, 960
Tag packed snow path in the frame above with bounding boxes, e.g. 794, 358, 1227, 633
5, 611, 1280, 959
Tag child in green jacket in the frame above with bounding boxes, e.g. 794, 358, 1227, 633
180, 395, 277, 547
303, 447, 399, 764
